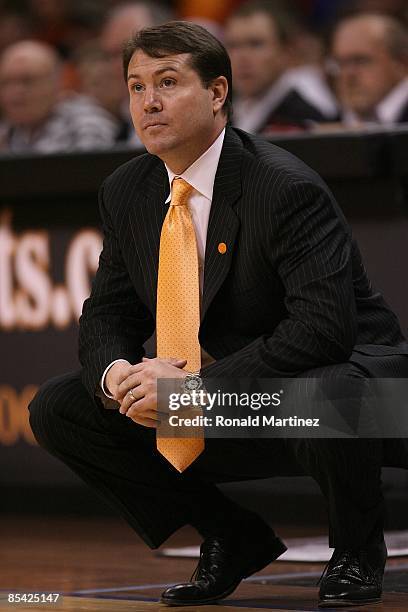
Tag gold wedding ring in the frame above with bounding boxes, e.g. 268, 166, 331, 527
128, 388, 136, 402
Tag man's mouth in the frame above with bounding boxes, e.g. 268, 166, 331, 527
143, 122, 166, 130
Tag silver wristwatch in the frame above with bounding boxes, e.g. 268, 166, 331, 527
181, 372, 203, 394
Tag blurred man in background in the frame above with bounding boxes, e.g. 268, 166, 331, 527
74, 42, 129, 143
225, 0, 338, 134
99, 1, 173, 144
0, 40, 117, 153
330, 13, 408, 126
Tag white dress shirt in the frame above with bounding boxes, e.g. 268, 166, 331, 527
342, 78, 408, 126
100, 127, 226, 397
233, 77, 294, 134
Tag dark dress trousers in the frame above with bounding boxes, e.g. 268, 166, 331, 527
28, 127, 408, 550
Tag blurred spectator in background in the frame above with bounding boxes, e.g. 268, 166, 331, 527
74, 41, 130, 143
330, 13, 408, 126
99, 1, 174, 145
0, 40, 118, 154
3, 1, 406, 150
225, 0, 338, 135
27, 0, 107, 90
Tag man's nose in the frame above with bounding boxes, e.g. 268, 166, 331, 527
143, 87, 162, 113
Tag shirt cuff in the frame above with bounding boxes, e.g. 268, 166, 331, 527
100, 359, 129, 399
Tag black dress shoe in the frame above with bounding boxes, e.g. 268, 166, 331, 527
160, 528, 287, 606
318, 539, 387, 608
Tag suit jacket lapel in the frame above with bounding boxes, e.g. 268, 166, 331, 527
201, 128, 243, 320
132, 159, 169, 312
131, 129, 243, 320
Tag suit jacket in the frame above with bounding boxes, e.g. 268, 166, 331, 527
79, 126, 408, 404
259, 89, 334, 134
394, 99, 408, 123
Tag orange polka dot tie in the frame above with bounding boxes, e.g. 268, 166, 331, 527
156, 178, 205, 472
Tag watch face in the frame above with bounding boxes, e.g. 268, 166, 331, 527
184, 376, 202, 392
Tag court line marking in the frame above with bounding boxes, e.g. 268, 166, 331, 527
69, 562, 408, 595
69, 573, 320, 595
48, 592, 317, 611
3, 561, 408, 601
0, 587, 403, 612
0, 591, 313, 611
71, 583, 172, 594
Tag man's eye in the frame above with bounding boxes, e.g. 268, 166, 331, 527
161, 78, 175, 88
132, 83, 144, 92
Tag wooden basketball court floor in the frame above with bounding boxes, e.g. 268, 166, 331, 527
2, 516, 408, 612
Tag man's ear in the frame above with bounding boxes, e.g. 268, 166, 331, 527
210, 76, 228, 115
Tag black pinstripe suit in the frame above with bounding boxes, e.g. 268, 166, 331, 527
29, 127, 408, 550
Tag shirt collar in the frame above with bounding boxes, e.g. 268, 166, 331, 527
376, 78, 408, 124
342, 78, 408, 126
165, 127, 225, 203
233, 77, 290, 133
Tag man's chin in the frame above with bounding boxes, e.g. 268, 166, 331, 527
143, 138, 174, 157
351, 103, 374, 118
345, 94, 371, 113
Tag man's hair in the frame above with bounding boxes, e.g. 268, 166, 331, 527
228, 0, 300, 46
123, 20, 233, 121
372, 15, 408, 61
333, 13, 408, 62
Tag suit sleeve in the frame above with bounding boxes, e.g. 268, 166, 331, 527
78, 180, 155, 400
201, 179, 358, 378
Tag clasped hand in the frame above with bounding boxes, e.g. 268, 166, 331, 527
105, 357, 188, 428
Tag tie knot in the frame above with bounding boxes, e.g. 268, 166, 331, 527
171, 178, 193, 206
